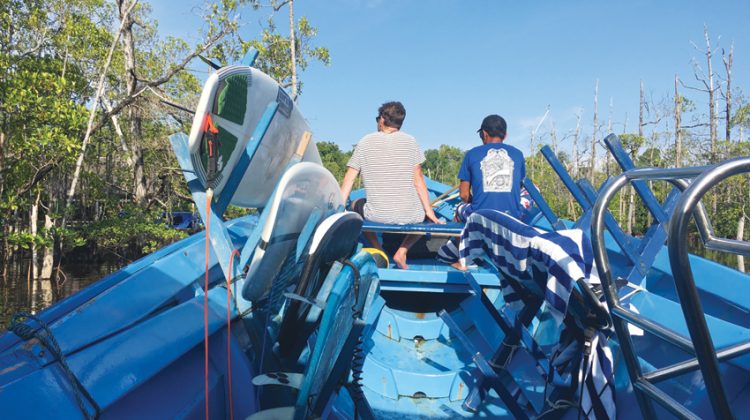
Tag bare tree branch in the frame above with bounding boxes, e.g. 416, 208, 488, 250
88, 24, 231, 135
681, 123, 710, 129
64, 0, 139, 215
16, 161, 58, 196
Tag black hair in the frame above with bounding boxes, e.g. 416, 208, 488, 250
378, 101, 406, 129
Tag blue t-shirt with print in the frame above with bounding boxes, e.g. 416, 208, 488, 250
457, 142, 526, 218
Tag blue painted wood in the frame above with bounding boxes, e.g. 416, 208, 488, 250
439, 310, 529, 419
377, 267, 501, 288
625, 189, 681, 284
540, 145, 590, 207
241, 48, 259, 66
0, 217, 262, 354
605, 134, 669, 223
361, 221, 463, 235
522, 178, 564, 231
578, 179, 643, 273
0, 283, 250, 417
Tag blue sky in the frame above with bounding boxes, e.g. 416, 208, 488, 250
152, 0, 750, 155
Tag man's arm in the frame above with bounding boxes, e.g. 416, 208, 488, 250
459, 180, 471, 203
340, 167, 360, 203
413, 165, 444, 224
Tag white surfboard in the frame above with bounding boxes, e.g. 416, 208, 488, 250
242, 162, 342, 301
187, 65, 321, 208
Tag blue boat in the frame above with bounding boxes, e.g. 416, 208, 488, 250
2, 54, 750, 420
162, 211, 201, 230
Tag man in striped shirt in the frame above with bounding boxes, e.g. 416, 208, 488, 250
340, 101, 443, 269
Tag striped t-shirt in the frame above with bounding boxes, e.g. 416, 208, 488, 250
348, 131, 426, 224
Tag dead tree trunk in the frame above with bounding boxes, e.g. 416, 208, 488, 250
629, 81, 645, 234
573, 112, 581, 179
288, 0, 298, 100
627, 185, 635, 235
704, 27, 718, 162
0, 131, 4, 212
738, 212, 746, 272
63, 0, 136, 222
606, 97, 613, 176
119, 0, 148, 204
723, 42, 734, 143
41, 211, 54, 279
590, 79, 599, 184
102, 98, 134, 167
1, 136, 7, 277
675, 74, 682, 167
551, 122, 558, 157
639, 80, 645, 139
30, 192, 40, 279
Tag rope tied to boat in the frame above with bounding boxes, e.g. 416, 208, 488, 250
225, 248, 241, 420
10, 311, 101, 420
203, 190, 212, 420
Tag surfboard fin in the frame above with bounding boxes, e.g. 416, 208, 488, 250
283, 292, 326, 309
197, 54, 221, 70
252, 372, 304, 389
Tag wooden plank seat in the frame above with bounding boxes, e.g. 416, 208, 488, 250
361, 220, 464, 237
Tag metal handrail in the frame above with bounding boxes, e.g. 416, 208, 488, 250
590, 161, 748, 420
666, 156, 750, 419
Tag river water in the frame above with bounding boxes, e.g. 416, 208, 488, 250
0, 261, 120, 331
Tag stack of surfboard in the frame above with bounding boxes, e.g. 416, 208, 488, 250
187, 65, 322, 207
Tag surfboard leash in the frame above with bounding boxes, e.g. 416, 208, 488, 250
203, 189, 212, 420
225, 248, 241, 420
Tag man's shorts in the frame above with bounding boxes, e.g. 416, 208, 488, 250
454, 202, 472, 223
350, 198, 367, 219
454, 187, 534, 223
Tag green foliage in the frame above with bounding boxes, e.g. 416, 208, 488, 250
209, 2, 329, 96
733, 103, 750, 129
85, 204, 186, 257
317, 141, 352, 182
678, 95, 696, 113
0, 0, 294, 270
423, 145, 464, 186
619, 133, 646, 158
525, 150, 583, 221
241, 15, 330, 95
224, 205, 258, 220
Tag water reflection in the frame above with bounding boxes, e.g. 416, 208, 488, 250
1, 261, 120, 331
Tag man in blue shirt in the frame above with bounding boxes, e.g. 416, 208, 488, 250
456, 114, 526, 222
437, 115, 527, 270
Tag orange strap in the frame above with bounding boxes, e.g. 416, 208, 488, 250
204, 114, 219, 134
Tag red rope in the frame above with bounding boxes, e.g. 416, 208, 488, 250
225, 249, 240, 420
204, 193, 211, 420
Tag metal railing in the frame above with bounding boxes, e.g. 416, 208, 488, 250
591, 156, 750, 420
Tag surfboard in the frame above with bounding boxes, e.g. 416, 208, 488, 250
187, 65, 321, 208
242, 162, 342, 301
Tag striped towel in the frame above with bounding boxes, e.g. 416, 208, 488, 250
453, 209, 594, 325
581, 331, 616, 420
446, 209, 615, 419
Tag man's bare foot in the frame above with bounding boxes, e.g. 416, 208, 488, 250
451, 261, 467, 271
393, 249, 409, 270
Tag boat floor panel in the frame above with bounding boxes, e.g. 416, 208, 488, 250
364, 385, 515, 419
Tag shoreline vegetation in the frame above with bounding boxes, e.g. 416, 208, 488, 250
2, 2, 750, 325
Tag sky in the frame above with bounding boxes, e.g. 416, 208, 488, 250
151, 0, 750, 155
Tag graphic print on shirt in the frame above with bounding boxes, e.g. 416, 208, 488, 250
480, 148, 514, 192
